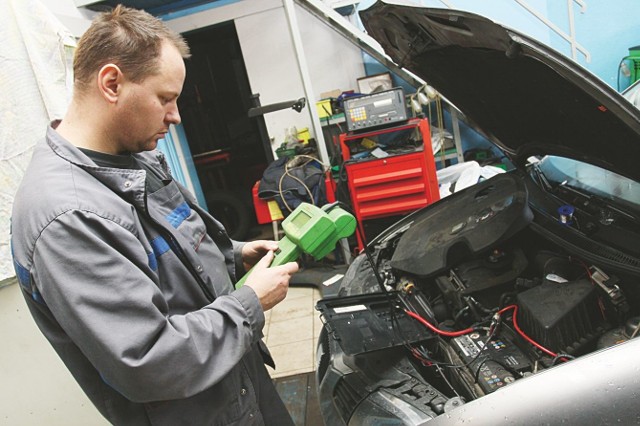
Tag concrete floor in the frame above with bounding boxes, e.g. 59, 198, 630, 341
265, 285, 323, 379
0, 277, 322, 425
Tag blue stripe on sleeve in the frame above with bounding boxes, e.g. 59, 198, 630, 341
31, 290, 46, 305
147, 252, 158, 271
12, 259, 46, 305
149, 236, 170, 271
13, 259, 31, 291
150, 236, 170, 257
165, 202, 191, 228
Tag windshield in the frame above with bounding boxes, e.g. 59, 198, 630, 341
536, 156, 640, 213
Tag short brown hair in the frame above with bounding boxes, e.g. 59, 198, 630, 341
73, 4, 190, 93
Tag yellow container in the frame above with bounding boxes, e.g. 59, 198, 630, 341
316, 99, 333, 118
297, 127, 311, 144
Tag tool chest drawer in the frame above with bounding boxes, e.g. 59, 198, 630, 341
346, 151, 434, 219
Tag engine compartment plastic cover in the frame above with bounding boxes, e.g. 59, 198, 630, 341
390, 173, 533, 277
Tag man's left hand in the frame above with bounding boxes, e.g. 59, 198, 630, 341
242, 240, 278, 271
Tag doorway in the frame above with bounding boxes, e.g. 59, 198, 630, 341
179, 21, 269, 239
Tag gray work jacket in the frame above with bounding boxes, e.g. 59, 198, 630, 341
11, 125, 275, 425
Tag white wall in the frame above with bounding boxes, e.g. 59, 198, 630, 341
41, 0, 95, 36
236, 4, 365, 151
40, 0, 366, 156
1, 0, 80, 282
234, 6, 306, 149
167, 0, 365, 155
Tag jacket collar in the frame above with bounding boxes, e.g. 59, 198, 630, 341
45, 122, 170, 211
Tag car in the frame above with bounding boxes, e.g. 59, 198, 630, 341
315, 2, 640, 425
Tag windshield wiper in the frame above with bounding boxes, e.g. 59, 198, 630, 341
557, 181, 639, 225
530, 162, 553, 191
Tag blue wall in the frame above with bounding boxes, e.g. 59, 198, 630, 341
156, 124, 208, 208
547, 1, 640, 90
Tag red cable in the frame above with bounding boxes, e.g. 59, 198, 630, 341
404, 309, 475, 337
405, 305, 560, 358
497, 305, 558, 358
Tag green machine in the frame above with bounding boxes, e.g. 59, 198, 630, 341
235, 202, 356, 289
618, 45, 640, 91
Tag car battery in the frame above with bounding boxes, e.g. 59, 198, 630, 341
451, 331, 532, 394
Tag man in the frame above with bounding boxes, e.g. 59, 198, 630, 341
11, 5, 298, 425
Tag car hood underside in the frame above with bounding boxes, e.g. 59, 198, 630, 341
360, 1, 640, 182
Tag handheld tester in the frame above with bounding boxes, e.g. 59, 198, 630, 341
235, 203, 356, 289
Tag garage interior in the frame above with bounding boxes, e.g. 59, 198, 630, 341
3, 0, 640, 425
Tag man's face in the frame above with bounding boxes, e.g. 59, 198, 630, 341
114, 41, 186, 154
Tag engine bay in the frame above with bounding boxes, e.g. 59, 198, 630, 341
320, 233, 640, 417
318, 173, 640, 419
392, 240, 637, 402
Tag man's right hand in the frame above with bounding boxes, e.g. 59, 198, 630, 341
244, 250, 299, 311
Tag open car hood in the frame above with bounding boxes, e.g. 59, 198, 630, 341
360, 1, 640, 182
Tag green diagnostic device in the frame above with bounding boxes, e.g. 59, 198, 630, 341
235, 203, 356, 289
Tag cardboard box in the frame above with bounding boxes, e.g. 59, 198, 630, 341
320, 89, 342, 99
316, 99, 333, 118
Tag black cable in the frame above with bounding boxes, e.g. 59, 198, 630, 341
412, 344, 459, 369
355, 209, 499, 370
455, 322, 500, 370
435, 363, 461, 399
474, 357, 522, 384
472, 358, 491, 384
406, 310, 498, 373
453, 306, 470, 323
551, 353, 575, 366
415, 314, 499, 372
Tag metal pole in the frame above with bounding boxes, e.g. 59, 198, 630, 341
282, 0, 330, 165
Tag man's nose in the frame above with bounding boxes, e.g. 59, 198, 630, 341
166, 105, 181, 125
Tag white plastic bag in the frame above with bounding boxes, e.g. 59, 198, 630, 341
437, 161, 505, 198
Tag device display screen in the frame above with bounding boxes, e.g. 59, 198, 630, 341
291, 210, 311, 230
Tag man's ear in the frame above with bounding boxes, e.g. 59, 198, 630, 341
97, 64, 124, 103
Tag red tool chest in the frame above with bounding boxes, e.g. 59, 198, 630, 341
340, 118, 439, 249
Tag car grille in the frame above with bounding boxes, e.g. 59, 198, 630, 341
318, 325, 368, 422
334, 376, 367, 422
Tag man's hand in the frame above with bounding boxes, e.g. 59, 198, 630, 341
244, 250, 299, 311
241, 240, 278, 272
